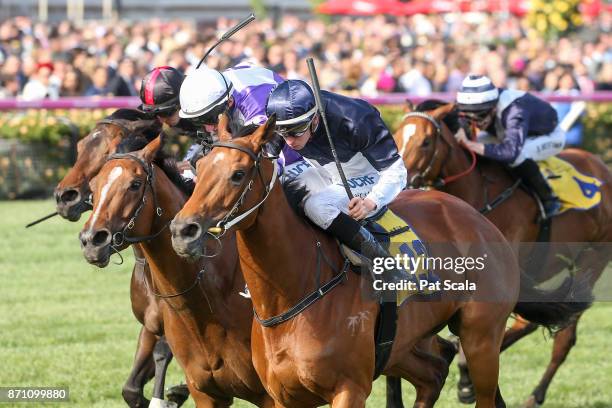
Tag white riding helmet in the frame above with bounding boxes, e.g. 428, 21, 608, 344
179, 66, 234, 119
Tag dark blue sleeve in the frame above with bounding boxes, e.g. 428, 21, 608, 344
483, 103, 527, 163
346, 104, 401, 171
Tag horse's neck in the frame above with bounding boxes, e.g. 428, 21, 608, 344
237, 178, 340, 320
139, 168, 225, 313
439, 139, 485, 207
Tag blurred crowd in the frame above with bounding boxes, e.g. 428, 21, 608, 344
0, 12, 610, 102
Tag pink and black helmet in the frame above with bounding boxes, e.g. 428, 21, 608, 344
140, 66, 184, 114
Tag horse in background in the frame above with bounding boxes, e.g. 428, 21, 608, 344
394, 100, 609, 407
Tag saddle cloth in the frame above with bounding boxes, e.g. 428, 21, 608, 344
538, 156, 603, 215
342, 207, 440, 306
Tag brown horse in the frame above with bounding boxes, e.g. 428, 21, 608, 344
170, 114, 529, 408
79, 135, 276, 407
394, 100, 610, 407
53, 109, 185, 407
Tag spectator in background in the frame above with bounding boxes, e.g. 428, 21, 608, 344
108, 57, 138, 96
60, 68, 85, 96
84, 67, 111, 96
553, 71, 585, 147
21, 62, 59, 100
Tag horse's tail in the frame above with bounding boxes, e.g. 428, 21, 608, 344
513, 272, 593, 331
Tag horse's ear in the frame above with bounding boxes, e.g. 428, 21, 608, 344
405, 100, 414, 113
218, 112, 231, 142
431, 103, 455, 120
251, 114, 277, 149
140, 133, 164, 163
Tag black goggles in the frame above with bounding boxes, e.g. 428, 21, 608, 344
188, 104, 227, 127
459, 110, 491, 122
156, 108, 178, 118
275, 120, 312, 138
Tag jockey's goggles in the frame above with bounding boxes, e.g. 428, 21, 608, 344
188, 103, 227, 127
156, 107, 178, 118
275, 120, 312, 138
459, 110, 491, 123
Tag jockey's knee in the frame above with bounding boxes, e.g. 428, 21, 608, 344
303, 193, 342, 230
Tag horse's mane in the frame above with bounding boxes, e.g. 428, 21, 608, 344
103, 108, 162, 141
115, 136, 195, 197
415, 99, 461, 134
281, 177, 309, 219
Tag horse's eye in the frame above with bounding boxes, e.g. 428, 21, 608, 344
421, 138, 432, 149
231, 170, 246, 185
129, 180, 143, 191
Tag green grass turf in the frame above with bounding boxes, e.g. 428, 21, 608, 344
1, 199, 610, 407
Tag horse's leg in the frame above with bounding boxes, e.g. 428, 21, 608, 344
330, 382, 368, 408
150, 336, 173, 404
186, 382, 232, 408
456, 344, 475, 405
459, 305, 507, 408
522, 320, 579, 408
391, 336, 456, 408
385, 377, 404, 408
122, 326, 156, 408
500, 316, 538, 351
453, 317, 538, 404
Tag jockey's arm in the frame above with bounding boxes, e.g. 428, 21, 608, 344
482, 104, 528, 164
348, 108, 408, 209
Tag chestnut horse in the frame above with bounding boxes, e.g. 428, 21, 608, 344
53, 109, 187, 407
170, 114, 528, 408
79, 135, 277, 407
394, 100, 609, 407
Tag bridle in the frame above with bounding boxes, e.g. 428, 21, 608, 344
404, 111, 477, 189
103, 152, 168, 247
207, 141, 279, 236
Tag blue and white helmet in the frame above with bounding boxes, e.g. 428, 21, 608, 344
266, 80, 317, 129
456, 75, 499, 112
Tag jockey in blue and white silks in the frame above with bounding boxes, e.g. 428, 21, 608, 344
179, 62, 284, 139
266, 79, 408, 274
455, 74, 565, 218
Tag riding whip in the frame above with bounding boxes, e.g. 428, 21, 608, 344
306, 58, 354, 200
25, 211, 58, 228
196, 13, 256, 69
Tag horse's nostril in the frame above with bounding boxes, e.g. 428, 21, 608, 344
92, 230, 111, 247
60, 189, 80, 205
181, 223, 201, 239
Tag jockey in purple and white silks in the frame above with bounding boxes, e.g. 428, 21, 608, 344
455, 74, 565, 219
266, 79, 408, 277
179, 62, 283, 140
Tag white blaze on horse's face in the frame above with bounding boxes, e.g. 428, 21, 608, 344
399, 123, 417, 157
212, 152, 225, 165
88, 166, 123, 233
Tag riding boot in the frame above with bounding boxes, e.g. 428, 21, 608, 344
327, 212, 409, 284
513, 159, 561, 219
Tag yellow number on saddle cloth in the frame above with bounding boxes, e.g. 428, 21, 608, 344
538, 157, 603, 214
374, 209, 439, 306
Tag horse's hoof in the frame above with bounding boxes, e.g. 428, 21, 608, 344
166, 384, 190, 407
521, 395, 542, 408
457, 385, 476, 404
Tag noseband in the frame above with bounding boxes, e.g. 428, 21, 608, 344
207, 141, 278, 236
104, 153, 168, 246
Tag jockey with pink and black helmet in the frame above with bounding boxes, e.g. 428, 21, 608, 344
139, 66, 201, 167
